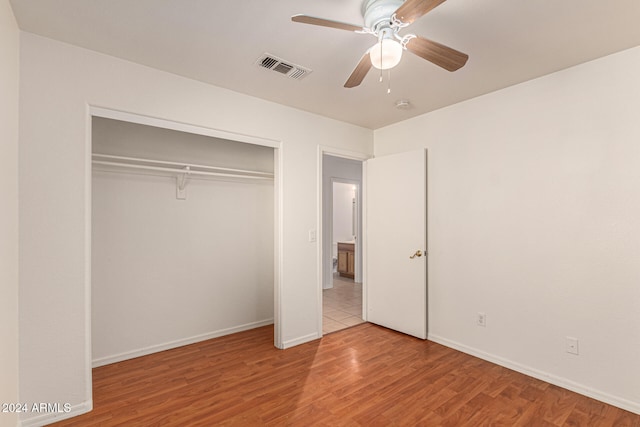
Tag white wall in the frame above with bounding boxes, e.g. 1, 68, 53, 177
18, 32, 372, 425
374, 46, 640, 413
91, 118, 274, 366
0, 1, 19, 427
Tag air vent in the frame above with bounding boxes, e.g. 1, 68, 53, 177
260, 56, 278, 69
273, 62, 293, 75
256, 53, 312, 80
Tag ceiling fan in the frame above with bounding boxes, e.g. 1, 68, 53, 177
292, 0, 468, 88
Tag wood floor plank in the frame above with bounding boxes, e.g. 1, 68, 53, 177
50, 323, 640, 426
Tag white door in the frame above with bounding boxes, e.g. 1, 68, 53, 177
366, 149, 427, 339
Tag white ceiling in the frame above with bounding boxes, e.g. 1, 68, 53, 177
10, 0, 640, 129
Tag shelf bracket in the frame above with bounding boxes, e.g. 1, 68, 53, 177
176, 166, 190, 200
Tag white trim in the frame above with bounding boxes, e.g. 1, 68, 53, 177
282, 332, 321, 349
319, 145, 371, 162
361, 161, 368, 322
19, 400, 92, 427
93, 319, 274, 368
423, 149, 429, 335
89, 106, 280, 148
428, 333, 640, 416
273, 144, 284, 349
83, 104, 93, 411
317, 150, 324, 336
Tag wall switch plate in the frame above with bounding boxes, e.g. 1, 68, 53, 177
566, 337, 579, 355
477, 312, 486, 327
308, 229, 317, 242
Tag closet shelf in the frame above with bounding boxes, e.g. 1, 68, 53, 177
92, 153, 274, 180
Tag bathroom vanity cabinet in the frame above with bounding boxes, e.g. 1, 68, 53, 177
337, 241, 355, 279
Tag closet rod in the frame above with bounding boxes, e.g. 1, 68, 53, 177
92, 153, 273, 178
92, 160, 273, 181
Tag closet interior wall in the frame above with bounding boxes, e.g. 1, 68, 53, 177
91, 117, 274, 366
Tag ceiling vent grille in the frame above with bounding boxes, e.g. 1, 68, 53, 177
256, 53, 312, 80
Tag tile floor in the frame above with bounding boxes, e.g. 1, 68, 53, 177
322, 274, 365, 334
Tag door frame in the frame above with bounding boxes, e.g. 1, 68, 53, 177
317, 146, 371, 336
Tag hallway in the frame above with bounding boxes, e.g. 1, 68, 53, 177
322, 274, 364, 334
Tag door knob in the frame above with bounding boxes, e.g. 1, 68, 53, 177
409, 250, 422, 259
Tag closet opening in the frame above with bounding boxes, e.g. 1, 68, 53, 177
89, 111, 281, 369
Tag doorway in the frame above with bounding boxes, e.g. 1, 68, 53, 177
320, 152, 366, 334
319, 148, 428, 339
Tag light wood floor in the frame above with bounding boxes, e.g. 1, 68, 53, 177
322, 274, 364, 334
51, 324, 639, 426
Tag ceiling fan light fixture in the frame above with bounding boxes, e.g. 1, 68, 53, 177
292, 0, 468, 89
369, 38, 402, 70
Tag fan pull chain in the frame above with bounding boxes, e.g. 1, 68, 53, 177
379, 40, 384, 82
376, 38, 392, 93
378, 68, 392, 93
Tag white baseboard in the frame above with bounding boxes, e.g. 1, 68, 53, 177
282, 332, 320, 349
428, 333, 640, 416
93, 319, 274, 367
19, 400, 92, 427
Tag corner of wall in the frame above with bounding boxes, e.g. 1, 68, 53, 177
0, 0, 21, 426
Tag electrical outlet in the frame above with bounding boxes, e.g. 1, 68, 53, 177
477, 312, 486, 327
566, 337, 579, 355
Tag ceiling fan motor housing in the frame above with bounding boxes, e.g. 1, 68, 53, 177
362, 0, 404, 31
